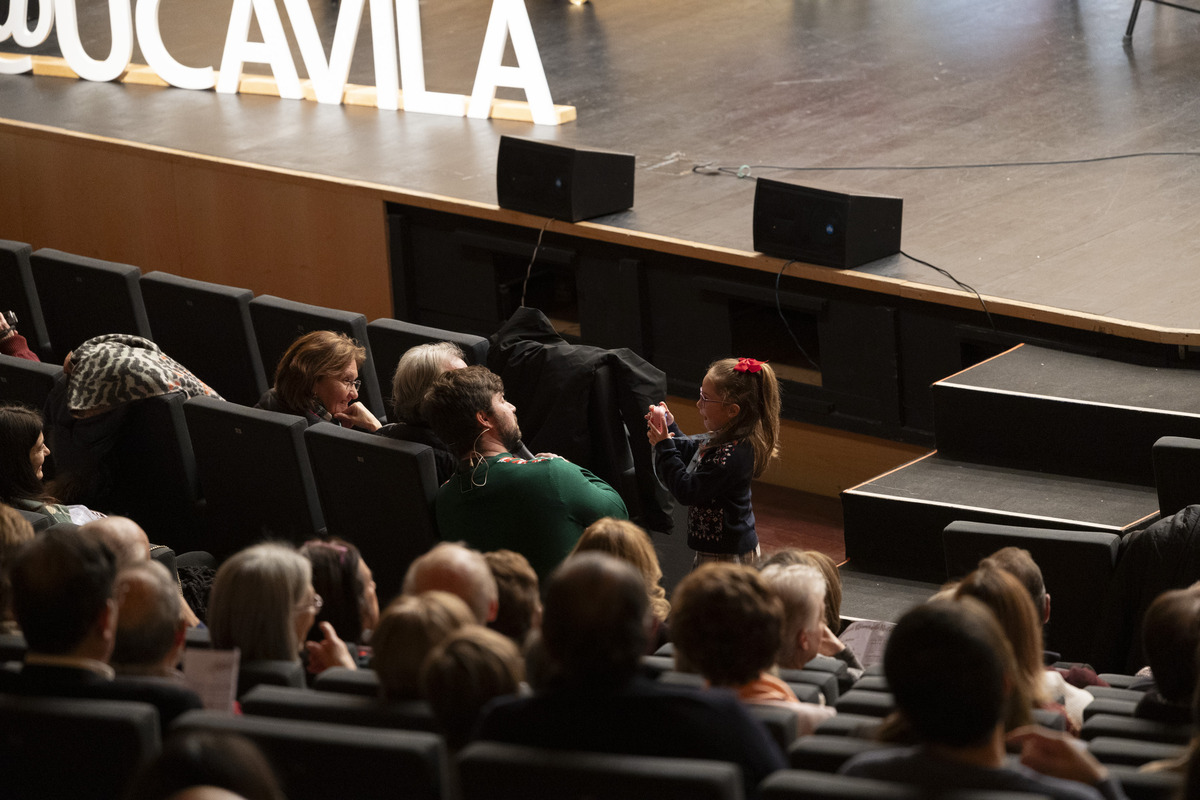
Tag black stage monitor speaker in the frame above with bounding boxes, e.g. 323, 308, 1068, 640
753, 179, 903, 269
496, 136, 635, 222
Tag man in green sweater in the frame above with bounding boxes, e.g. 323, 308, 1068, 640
423, 366, 628, 580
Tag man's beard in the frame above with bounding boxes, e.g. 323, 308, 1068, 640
500, 422, 523, 454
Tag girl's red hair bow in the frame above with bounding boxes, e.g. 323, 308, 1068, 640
734, 357, 767, 373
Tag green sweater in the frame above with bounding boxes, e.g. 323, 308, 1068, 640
434, 454, 629, 579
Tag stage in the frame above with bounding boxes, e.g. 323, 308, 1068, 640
3, 0, 1200, 458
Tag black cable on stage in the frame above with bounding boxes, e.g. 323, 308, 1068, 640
774, 260, 821, 372
899, 249, 997, 333
520, 217, 555, 308
692, 150, 1200, 177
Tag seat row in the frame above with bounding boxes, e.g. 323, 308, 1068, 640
0, 239, 489, 410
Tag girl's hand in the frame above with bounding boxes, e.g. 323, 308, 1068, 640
646, 404, 673, 446
644, 402, 674, 428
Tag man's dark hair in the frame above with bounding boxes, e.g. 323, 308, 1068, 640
421, 365, 505, 460
671, 563, 783, 686
11, 526, 116, 654
885, 598, 1012, 746
1142, 584, 1200, 704
540, 552, 648, 688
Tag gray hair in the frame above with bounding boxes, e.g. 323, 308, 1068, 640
391, 342, 466, 424
760, 563, 826, 667
209, 543, 311, 662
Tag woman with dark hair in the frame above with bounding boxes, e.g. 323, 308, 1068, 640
256, 330, 381, 431
0, 403, 103, 524
299, 538, 380, 646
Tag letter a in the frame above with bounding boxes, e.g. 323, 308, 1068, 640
217, 0, 302, 99
467, 0, 556, 125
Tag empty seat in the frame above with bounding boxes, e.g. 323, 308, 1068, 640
183, 396, 324, 558
141, 271, 269, 406
748, 703, 800, 752
249, 295, 386, 419
0, 694, 161, 800
834, 690, 894, 717
942, 520, 1121, 661
172, 710, 447, 800
457, 741, 744, 800
788, 736, 895, 774
1084, 697, 1138, 720
303, 424, 439, 602
29, 248, 152, 362
1080, 714, 1192, 745
312, 666, 383, 697
800, 654, 855, 697
366, 317, 489, 410
813, 714, 883, 739
761, 768, 916, 800
0, 239, 50, 358
0, 354, 62, 409
1087, 736, 1187, 767
1152, 436, 1200, 518
241, 684, 437, 732
237, 659, 307, 698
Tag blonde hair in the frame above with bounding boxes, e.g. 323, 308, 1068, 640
371, 591, 475, 701
572, 518, 670, 623
0, 503, 35, 633
273, 331, 366, 413
704, 358, 781, 477
208, 543, 311, 663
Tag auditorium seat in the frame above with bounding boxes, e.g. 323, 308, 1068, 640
1080, 714, 1192, 745
237, 660, 306, 698
366, 317, 489, 409
241, 684, 437, 732
813, 714, 882, 739
140, 271, 269, 406
312, 665, 383, 697
0, 694, 161, 800
0, 632, 27, 663
778, 667, 840, 704
834, 690, 893, 717
747, 703, 801, 752
1084, 697, 1138, 720
29, 248, 152, 362
456, 741, 744, 800
787, 736, 895, 773
1107, 763, 1184, 800
1086, 686, 1149, 703
800, 654, 855, 697
183, 396, 325, 558
0, 239, 50, 359
761, 768, 1052, 800
249, 295, 387, 420
303, 424, 440, 602
171, 710, 447, 800
942, 520, 1121, 662
1152, 436, 1200, 518
1087, 736, 1187, 767
0, 354, 61, 410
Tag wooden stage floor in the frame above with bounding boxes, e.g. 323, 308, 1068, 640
3, 0, 1200, 340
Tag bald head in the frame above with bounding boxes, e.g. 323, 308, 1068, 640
82, 516, 150, 570
403, 543, 498, 624
112, 560, 185, 675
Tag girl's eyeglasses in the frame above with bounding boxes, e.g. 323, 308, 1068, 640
699, 390, 731, 405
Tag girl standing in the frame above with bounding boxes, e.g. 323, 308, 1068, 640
647, 357, 781, 566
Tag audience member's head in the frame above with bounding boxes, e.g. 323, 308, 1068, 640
421, 365, 511, 460
572, 517, 670, 623
0, 503, 35, 633
954, 564, 1048, 707
126, 729, 284, 800
1141, 583, 1200, 704
482, 549, 541, 646
886, 598, 1019, 747
272, 330, 366, 418
760, 548, 843, 633
208, 543, 314, 663
81, 515, 151, 569
10, 525, 116, 658
404, 542, 498, 624
421, 625, 524, 750
112, 560, 187, 676
540, 552, 650, 689
981, 546, 1049, 625
391, 342, 468, 424
760, 562, 827, 670
371, 591, 476, 702
0, 403, 51, 504
671, 563, 784, 687
299, 538, 379, 644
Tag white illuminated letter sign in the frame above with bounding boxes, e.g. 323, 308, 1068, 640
283, 0, 363, 104
467, 0, 556, 125
395, 0, 465, 116
1, 0, 52, 73
135, 0, 214, 89
55, 0, 134, 82
217, 0, 301, 99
